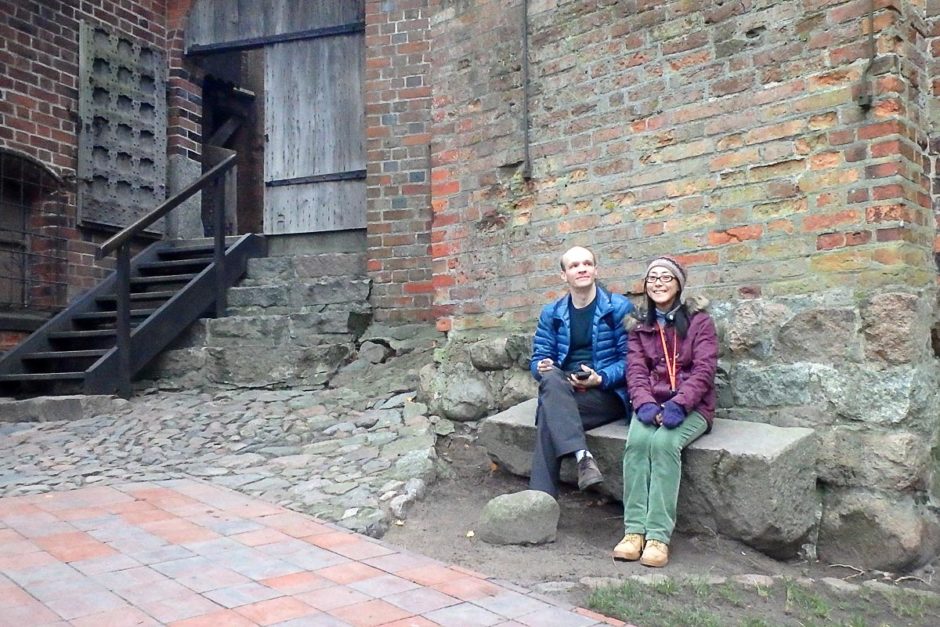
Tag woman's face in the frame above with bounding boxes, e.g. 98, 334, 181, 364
646, 268, 679, 310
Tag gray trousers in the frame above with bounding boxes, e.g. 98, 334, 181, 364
529, 368, 625, 497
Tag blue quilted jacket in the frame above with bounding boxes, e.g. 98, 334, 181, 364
529, 286, 634, 410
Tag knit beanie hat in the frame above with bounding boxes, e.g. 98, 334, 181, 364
645, 255, 687, 293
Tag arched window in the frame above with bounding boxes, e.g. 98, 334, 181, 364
0, 150, 65, 316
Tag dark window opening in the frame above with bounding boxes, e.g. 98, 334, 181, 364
0, 151, 67, 317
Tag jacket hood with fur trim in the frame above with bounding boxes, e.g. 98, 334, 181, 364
624, 294, 710, 332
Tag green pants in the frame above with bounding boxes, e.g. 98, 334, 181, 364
622, 412, 707, 544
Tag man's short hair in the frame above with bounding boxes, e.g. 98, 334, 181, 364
559, 246, 598, 271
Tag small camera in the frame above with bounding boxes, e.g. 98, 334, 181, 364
574, 371, 591, 380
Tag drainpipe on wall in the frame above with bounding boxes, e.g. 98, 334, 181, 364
521, 0, 532, 179
855, 0, 876, 110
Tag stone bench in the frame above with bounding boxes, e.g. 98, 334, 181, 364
477, 398, 818, 558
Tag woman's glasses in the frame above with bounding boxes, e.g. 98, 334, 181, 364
646, 274, 675, 284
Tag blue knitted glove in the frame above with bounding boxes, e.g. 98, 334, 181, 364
661, 400, 686, 429
636, 403, 659, 426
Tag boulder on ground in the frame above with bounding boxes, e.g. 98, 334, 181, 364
476, 489, 559, 545
818, 490, 940, 572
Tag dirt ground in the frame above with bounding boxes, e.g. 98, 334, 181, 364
385, 435, 940, 626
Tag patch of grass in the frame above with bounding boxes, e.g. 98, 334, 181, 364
589, 581, 663, 625
652, 578, 678, 595
587, 576, 937, 627
688, 576, 711, 598
670, 607, 723, 627
881, 588, 940, 621
716, 582, 745, 607
784, 580, 831, 620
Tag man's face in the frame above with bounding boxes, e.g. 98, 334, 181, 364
560, 247, 597, 290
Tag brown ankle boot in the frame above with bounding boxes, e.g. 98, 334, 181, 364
640, 539, 669, 567
613, 534, 645, 561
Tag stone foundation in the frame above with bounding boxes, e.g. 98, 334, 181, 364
419, 286, 940, 571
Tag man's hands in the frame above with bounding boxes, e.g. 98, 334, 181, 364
537, 359, 601, 390
536, 358, 555, 374
568, 365, 601, 390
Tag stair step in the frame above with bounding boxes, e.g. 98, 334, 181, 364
244, 253, 367, 283
22, 350, 107, 360
138, 259, 211, 274
130, 273, 198, 285
157, 237, 239, 259
96, 290, 177, 304
73, 309, 156, 322
48, 330, 116, 340
0, 372, 86, 383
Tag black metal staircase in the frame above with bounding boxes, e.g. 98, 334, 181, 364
0, 235, 265, 396
0, 151, 265, 398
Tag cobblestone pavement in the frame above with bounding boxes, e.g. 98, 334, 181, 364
0, 384, 445, 540
0, 479, 626, 626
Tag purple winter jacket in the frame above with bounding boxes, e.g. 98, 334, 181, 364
625, 295, 719, 429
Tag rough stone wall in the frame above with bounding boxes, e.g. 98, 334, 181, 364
419, 0, 940, 570
364, 0, 435, 323
0, 1, 200, 301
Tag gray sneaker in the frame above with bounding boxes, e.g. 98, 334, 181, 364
577, 455, 603, 491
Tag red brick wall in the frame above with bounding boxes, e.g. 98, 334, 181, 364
0, 1, 202, 303
926, 3, 940, 278
166, 0, 201, 160
426, 0, 936, 332
364, 0, 434, 323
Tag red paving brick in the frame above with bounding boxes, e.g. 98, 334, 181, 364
0, 481, 622, 626
260, 571, 333, 594
316, 561, 385, 585
328, 598, 414, 626
233, 596, 319, 624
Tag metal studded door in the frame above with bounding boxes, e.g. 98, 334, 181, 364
263, 32, 365, 234
77, 22, 167, 232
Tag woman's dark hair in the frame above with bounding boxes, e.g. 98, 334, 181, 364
643, 294, 690, 338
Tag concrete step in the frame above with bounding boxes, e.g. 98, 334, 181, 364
243, 253, 367, 285
227, 278, 371, 314
144, 341, 357, 389
175, 308, 373, 349
478, 399, 818, 559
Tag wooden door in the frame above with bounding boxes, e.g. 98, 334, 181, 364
263, 33, 365, 234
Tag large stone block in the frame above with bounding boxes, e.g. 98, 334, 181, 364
777, 308, 862, 363
208, 344, 353, 388
818, 490, 940, 571
293, 253, 367, 279
478, 399, 817, 558
227, 285, 291, 310
469, 337, 514, 371
204, 315, 290, 348
417, 363, 495, 421
0, 395, 126, 423
294, 279, 371, 307
288, 308, 372, 339
862, 292, 928, 364
816, 426, 932, 492
678, 419, 817, 558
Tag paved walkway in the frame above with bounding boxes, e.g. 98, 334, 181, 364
0, 479, 625, 626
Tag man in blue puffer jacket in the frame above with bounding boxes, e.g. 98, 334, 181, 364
529, 246, 634, 497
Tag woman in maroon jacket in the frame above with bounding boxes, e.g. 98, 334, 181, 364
613, 256, 718, 567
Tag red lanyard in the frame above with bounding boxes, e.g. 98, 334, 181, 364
657, 323, 678, 392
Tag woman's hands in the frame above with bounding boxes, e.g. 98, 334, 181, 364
635, 400, 686, 428
636, 403, 659, 425
661, 400, 686, 428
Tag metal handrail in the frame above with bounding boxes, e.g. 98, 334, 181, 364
95, 151, 237, 398
97, 153, 237, 259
